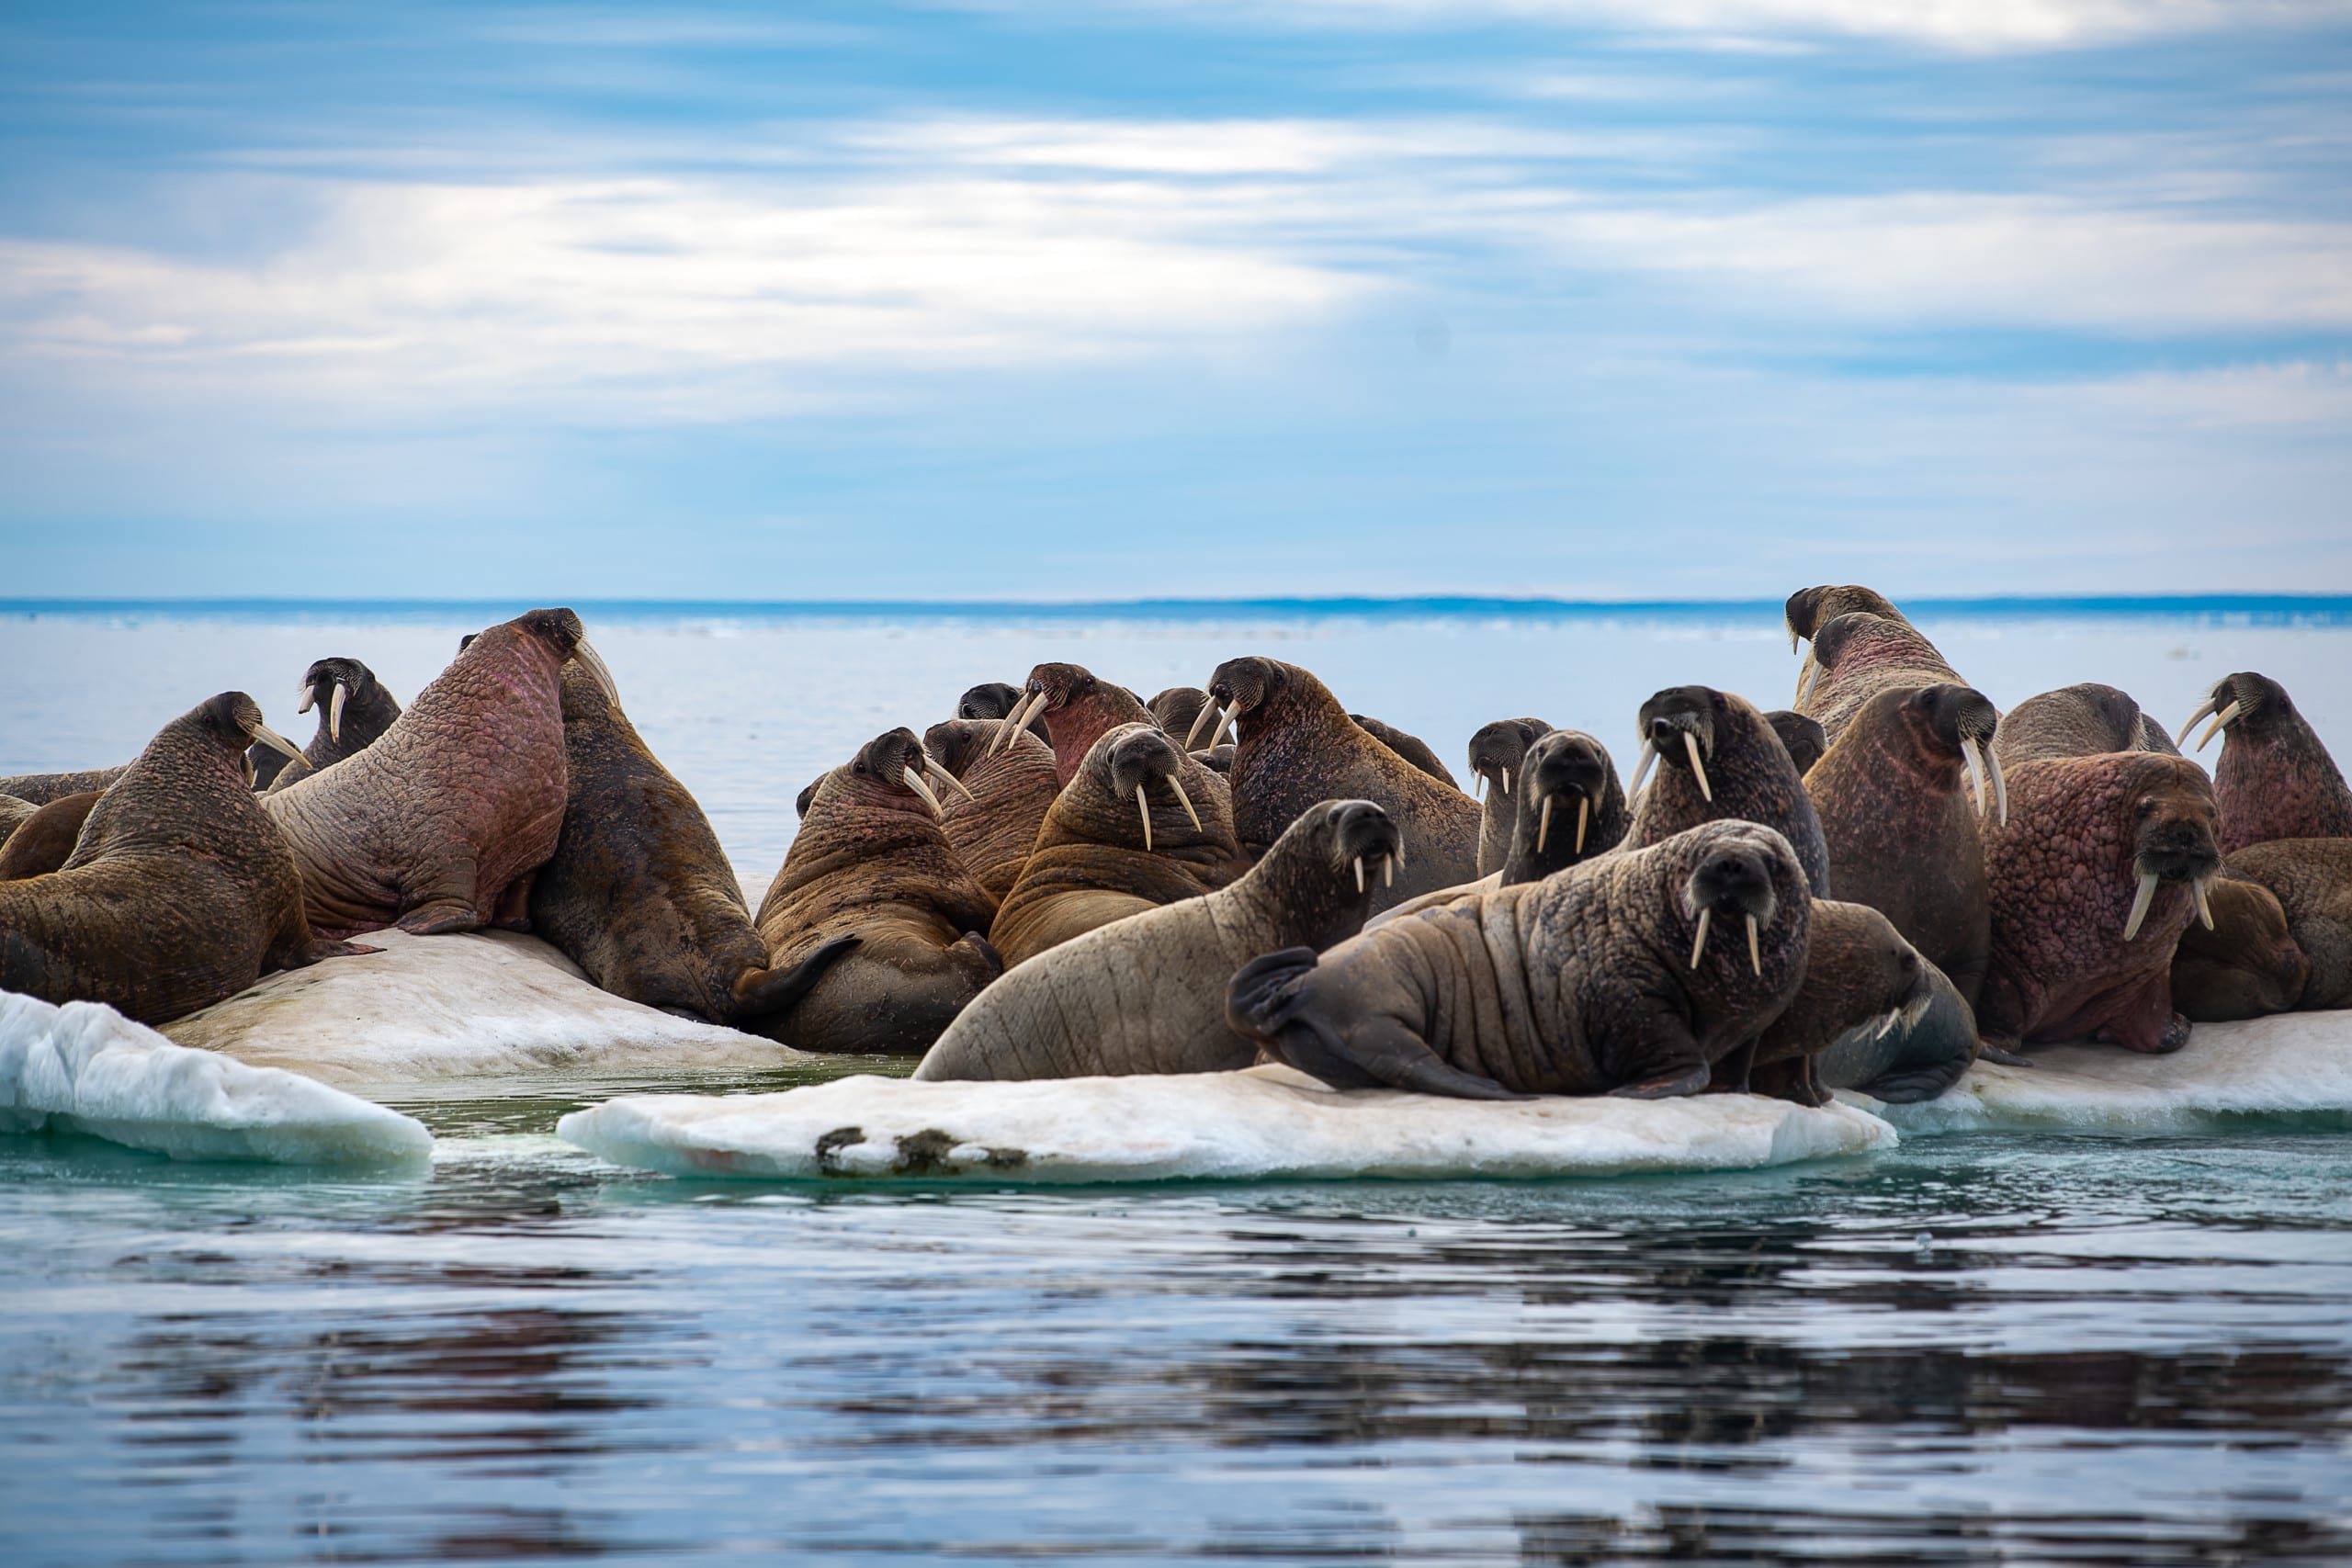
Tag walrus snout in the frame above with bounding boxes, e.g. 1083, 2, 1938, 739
1522, 731, 1610, 855
848, 728, 959, 817
1632, 687, 1719, 803
1910, 684, 2007, 823
1326, 799, 1402, 893
1197, 658, 1275, 748
1466, 717, 1547, 799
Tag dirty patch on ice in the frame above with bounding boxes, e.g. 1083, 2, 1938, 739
558, 1064, 1894, 1184
1, 988, 431, 1165
1844, 1011, 2352, 1135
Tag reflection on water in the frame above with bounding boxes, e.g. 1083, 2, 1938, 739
2, 1121, 2346, 1565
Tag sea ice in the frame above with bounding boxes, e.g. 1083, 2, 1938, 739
558, 1063, 1895, 1183
0, 988, 431, 1165
1844, 1011, 2352, 1135
162, 927, 813, 1087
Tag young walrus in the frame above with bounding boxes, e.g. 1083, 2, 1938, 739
2167, 872, 2309, 1021
988, 723, 1247, 969
254, 656, 402, 792
1623, 685, 1832, 897
2222, 839, 2352, 1011
1743, 900, 1936, 1107
1196, 655, 1482, 914
1996, 682, 2178, 766
1794, 611, 1971, 748
2178, 672, 2352, 853
0, 694, 373, 1024
752, 728, 1001, 1055
531, 660, 856, 1028
264, 608, 609, 939
990, 662, 1159, 786
1466, 716, 1553, 875
1804, 683, 2004, 1007
922, 717, 1061, 902
1227, 820, 1813, 1100
0, 791, 102, 881
0, 765, 129, 807
915, 799, 1402, 1082
1979, 752, 2222, 1055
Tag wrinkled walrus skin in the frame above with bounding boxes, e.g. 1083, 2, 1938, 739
1623, 686, 1831, 897
1227, 821, 1812, 1100
1978, 752, 2222, 1055
2182, 672, 2352, 854
2167, 872, 2308, 1021
1745, 899, 1934, 1107
0, 791, 102, 881
1206, 656, 1482, 916
924, 718, 1061, 902
0, 694, 372, 1024
1466, 716, 1553, 876
989, 722, 1249, 970
2225, 839, 2352, 1011
1795, 611, 1971, 749
753, 728, 1001, 1055
1995, 683, 2177, 766
916, 800, 1403, 1082
263, 609, 590, 939
0, 765, 129, 807
531, 661, 838, 1028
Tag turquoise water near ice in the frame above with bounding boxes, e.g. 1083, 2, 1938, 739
4, 603, 2351, 1564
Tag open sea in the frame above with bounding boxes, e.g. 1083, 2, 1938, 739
4, 599, 2350, 1566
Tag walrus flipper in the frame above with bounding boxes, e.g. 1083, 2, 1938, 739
732, 935, 862, 1022
1226, 947, 1522, 1101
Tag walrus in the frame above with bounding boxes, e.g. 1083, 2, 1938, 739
1466, 716, 1553, 875
2222, 839, 2352, 1011
1804, 683, 2003, 1005
0, 795, 35, 845
1744, 900, 1935, 1106
0, 694, 373, 1024
2167, 872, 2309, 1021
0, 791, 102, 881
263, 608, 608, 938
0, 765, 129, 807
529, 660, 858, 1027
1816, 959, 1981, 1104
1350, 715, 1456, 788
254, 656, 403, 792
915, 799, 1403, 1082
1978, 751, 2222, 1054
922, 717, 1060, 901
957, 682, 1050, 745
1194, 656, 1481, 914
752, 728, 1001, 1054
1623, 685, 1831, 897
1783, 582, 1916, 707
991, 662, 1159, 786
1794, 611, 1971, 747
1996, 682, 2178, 766
1500, 728, 1629, 885
1148, 687, 1231, 750
988, 723, 1248, 968
1227, 820, 1813, 1100
1765, 710, 1827, 776
2179, 672, 2352, 853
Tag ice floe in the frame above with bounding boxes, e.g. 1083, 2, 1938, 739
1, 988, 431, 1165
162, 928, 812, 1089
1845, 1011, 2352, 1135
558, 1063, 1894, 1184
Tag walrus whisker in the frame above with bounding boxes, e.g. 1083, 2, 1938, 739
250, 722, 305, 762
2121, 869, 2160, 942
901, 766, 944, 818
2177, 689, 2221, 745
1682, 732, 1713, 803
1629, 739, 1657, 799
925, 757, 976, 804
1537, 794, 1552, 853
1353, 855, 1364, 894
1745, 912, 1761, 976
2194, 700, 2245, 752
1165, 774, 1202, 833
1961, 735, 1990, 819
329, 681, 349, 745
1182, 700, 1218, 751
576, 638, 621, 707
1576, 795, 1589, 854
2193, 876, 2216, 931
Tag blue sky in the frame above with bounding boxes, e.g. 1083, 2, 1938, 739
3, 0, 2348, 600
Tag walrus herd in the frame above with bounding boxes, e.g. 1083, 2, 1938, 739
5, 586, 2350, 1110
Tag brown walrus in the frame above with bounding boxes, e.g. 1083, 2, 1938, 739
1794, 610, 1970, 747
1804, 683, 2003, 1006
992, 662, 1159, 786
1148, 687, 1230, 750
923, 717, 1060, 902
1783, 583, 1915, 708
752, 728, 1001, 1054
252, 656, 403, 792
1996, 682, 2178, 766
1500, 728, 1629, 885
2221, 839, 2352, 1011
263, 608, 605, 938
1765, 710, 1828, 777
1978, 751, 2222, 1054
0, 694, 373, 1024
1197, 655, 1481, 914
988, 723, 1247, 969
956, 682, 1050, 745
915, 799, 1403, 1082
1623, 685, 1831, 897
529, 660, 854, 1027
0, 791, 102, 881
2179, 672, 2352, 853
2168, 872, 2309, 1021
1350, 715, 1456, 787
0, 765, 129, 807
1745, 900, 1935, 1106
1466, 716, 1553, 875
0, 795, 35, 846
1227, 820, 1813, 1100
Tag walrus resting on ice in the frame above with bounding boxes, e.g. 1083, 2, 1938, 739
1743, 899, 1936, 1106
1227, 820, 1812, 1100
2179, 671, 2352, 853
0, 694, 372, 1023
2223, 839, 2352, 1011
916, 799, 1401, 1082
2167, 872, 2308, 1021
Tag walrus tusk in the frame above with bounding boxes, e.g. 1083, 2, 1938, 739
2193, 876, 2216, 931
1499, 767, 1510, 796
1384, 854, 1394, 887
1987, 745, 2009, 827
1745, 912, 1762, 976
2122, 869, 2160, 942
1875, 1008, 1899, 1041
1788, 624, 1800, 655
297, 679, 316, 715
2194, 700, 2245, 752
1475, 773, 1486, 801
1682, 732, 1713, 804
1689, 907, 1712, 970
575, 638, 621, 706
1166, 774, 1202, 833
1576, 795, 1589, 854
1135, 783, 1153, 852
2177, 692, 2221, 746
1537, 794, 1553, 853
926, 757, 976, 803
991, 691, 1041, 754
329, 681, 349, 744
1628, 740, 1658, 799
1353, 855, 1365, 894
901, 766, 944, 818
251, 722, 304, 761
1182, 700, 1218, 751
1794, 653, 1819, 708
1961, 735, 1990, 818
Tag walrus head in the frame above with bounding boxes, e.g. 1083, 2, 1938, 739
1784, 583, 1904, 650
1465, 717, 1550, 801
958, 682, 1025, 723
795, 776, 821, 818
1797, 610, 1944, 709
1629, 685, 1724, 804
1901, 683, 2007, 824
843, 728, 970, 818
1085, 725, 1207, 852
1763, 710, 1826, 776
293, 658, 380, 747
2182, 671, 2302, 754
199, 693, 304, 788
504, 607, 620, 707
2120, 756, 2223, 942
1150, 687, 1231, 750
1319, 798, 1404, 897
2171, 873, 2308, 1021
1516, 728, 1622, 863
1191, 657, 1283, 750
1676, 826, 1785, 977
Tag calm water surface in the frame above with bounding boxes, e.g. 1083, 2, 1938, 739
4, 606, 2350, 1564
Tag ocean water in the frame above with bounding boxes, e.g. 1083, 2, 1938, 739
3, 602, 2351, 1565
